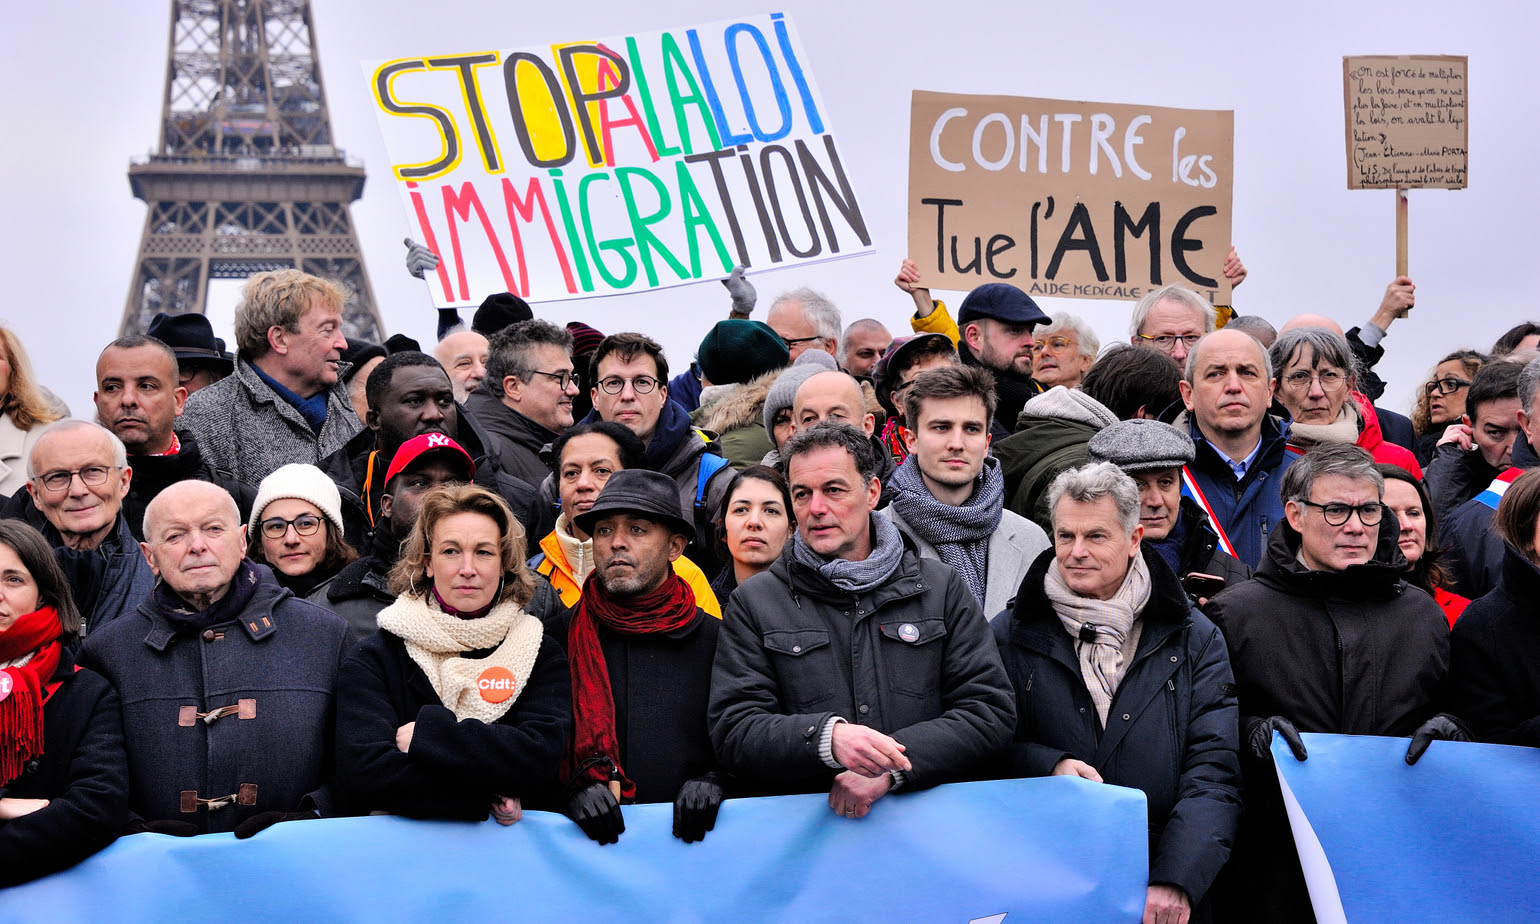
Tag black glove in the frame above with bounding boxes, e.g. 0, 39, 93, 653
125, 817, 199, 837
1247, 715, 1307, 762
1406, 713, 1472, 765
233, 809, 319, 839
673, 773, 724, 844
567, 783, 625, 845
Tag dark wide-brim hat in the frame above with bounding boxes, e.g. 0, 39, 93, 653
146, 312, 234, 373
573, 468, 695, 542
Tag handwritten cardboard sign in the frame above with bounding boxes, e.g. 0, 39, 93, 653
363, 13, 872, 307
1344, 55, 1468, 189
907, 90, 1233, 304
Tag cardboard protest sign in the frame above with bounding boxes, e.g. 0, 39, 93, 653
364, 13, 871, 307
908, 91, 1233, 304
1344, 55, 1468, 189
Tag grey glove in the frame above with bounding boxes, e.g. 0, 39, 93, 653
404, 237, 440, 278
722, 264, 757, 315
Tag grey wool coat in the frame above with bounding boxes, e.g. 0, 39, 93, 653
883, 505, 1050, 622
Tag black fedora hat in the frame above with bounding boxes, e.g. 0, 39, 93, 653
573, 468, 695, 542
146, 312, 234, 372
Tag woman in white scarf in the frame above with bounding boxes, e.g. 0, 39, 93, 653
334, 484, 571, 824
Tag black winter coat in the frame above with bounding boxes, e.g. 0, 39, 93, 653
78, 567, 352, 833
551, 605, 719, 804
708, 542, 1015, 794
995, 546, 1240, 910
0, 652, 129, 887
1450, 545, 1540, 746
1423, 441, 1498, 525
334, 626, 571, 820
462, 389, 558, 489
1160, 497, 1253, 590
1442, 434, 1535, 599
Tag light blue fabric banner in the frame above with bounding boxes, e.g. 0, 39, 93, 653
1273, 732, 1540, 923
0, 777, 1149, 923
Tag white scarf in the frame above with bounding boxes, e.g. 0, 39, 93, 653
553, 511, 596, 586
1043, 553, 1152, 728
377, 594, 545, 724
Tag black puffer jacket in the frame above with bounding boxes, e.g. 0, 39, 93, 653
995, 545, 1240, 912
708, 540, 1015, 794
1204, 514, 1448, 738
1450, 544, 1540, 746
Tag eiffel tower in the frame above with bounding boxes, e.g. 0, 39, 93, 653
120, 0, 384, 342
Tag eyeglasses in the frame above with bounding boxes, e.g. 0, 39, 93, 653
259, 514, 323, 540
35, 465, 115, 494
597, 375, 660, 395
1282, 369, 1347, 392
530, 369, 580, 389
1425, 377, 1472, 396
1031, 337, 1075, 355
780, 335, 822, 350
1301, 500, 1384, 527
1137, 333, 1203, 353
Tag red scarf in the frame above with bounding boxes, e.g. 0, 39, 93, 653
0, 606, 64, 786
564, 573, 697, 799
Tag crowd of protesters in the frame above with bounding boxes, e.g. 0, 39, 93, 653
0, 249, 1535, 924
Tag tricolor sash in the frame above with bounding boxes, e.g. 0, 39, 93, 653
1181, 466, 1237, 558
1474, 467, 1525, 510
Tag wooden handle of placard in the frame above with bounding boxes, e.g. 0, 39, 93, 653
1395, 188, 1409, 280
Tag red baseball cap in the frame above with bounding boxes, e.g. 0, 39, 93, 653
384, 433, 476, 487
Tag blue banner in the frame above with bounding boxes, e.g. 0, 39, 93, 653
1273, 733, 1540, 923
0, 778, 1149, 922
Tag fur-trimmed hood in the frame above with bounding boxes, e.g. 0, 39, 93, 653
702, 368, 780, 435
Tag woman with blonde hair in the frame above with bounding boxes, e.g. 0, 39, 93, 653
334, 483, 570, 822
0, 327, 65, 495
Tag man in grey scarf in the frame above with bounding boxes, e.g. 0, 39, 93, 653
709, 422, 1014, 820
883, 365, 1048, 620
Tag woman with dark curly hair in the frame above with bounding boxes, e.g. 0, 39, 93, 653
1411, 349, 1487, 465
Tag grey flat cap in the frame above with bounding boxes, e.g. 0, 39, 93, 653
1087, 419, 1195, 472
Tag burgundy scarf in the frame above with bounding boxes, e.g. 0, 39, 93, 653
564, 574, 697, 798
0, 606, 63, 786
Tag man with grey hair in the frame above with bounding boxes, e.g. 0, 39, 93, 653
180, 269, 364, 484
433, 327, 489, 402
80, 479, 351, 838
9, 420, 157, 634
464, 319, 578, 487
1175, 329, 1295, 569
1129, 285, 1216, 366
839, 318, 891, 379
995, 460, 1241, 924
1202, 442, 1461, 922
1030, 312, 1098, 390
1442, 355, 1540, 597
710, 422, 1013, 817
767, 287, 842, 362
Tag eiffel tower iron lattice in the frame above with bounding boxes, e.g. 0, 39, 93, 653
120, 0, 383, 343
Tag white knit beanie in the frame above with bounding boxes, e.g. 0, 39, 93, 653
249, 463, 346, 536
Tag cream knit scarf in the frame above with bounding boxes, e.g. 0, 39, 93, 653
1043, 553, 1152, 729
1288, 402, 1360, 448
377, 593, 545, 724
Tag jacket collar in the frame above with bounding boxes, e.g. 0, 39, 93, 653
1254, 512, 1406, 600
767, 539, 929, 611
141, 562, 289, 651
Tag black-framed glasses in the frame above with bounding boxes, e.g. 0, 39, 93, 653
597, 375, 660, 395
259, 514, 323, 540
530, 369, 580, 389
780, 334, 822, 350
1425, 377, 1472, 396
35, 465, 115, 494
1301, 500, 1384, 527
1137, 333, 1203, 352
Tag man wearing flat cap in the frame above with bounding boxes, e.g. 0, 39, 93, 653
1089, 419, 1251, 593
956, 283, 1050, 437
554, 468, 724, 846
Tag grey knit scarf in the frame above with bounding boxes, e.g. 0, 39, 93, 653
792, 511, 907, 594
888, 454, 1004, 606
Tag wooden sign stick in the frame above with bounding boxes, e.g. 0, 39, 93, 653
1395, 187, 1410, 282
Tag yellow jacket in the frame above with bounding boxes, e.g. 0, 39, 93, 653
531, 518, 722, 618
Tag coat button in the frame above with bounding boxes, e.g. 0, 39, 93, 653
201, 629, 216, 642
857, 608, 866, 615
1170, 656, 1178, 663
806, 725, 816, 735
1122, 714, 1131, 721
792, 645, 802, 653
1079, 707, 1085, 713
858, 704, 869, 715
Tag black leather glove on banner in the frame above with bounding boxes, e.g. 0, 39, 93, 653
1247, 715, 1307, 762
673, 773, 724, 843
568, 782, 625, 845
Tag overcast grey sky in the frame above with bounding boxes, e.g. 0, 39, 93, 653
2, 0, 1534, 419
